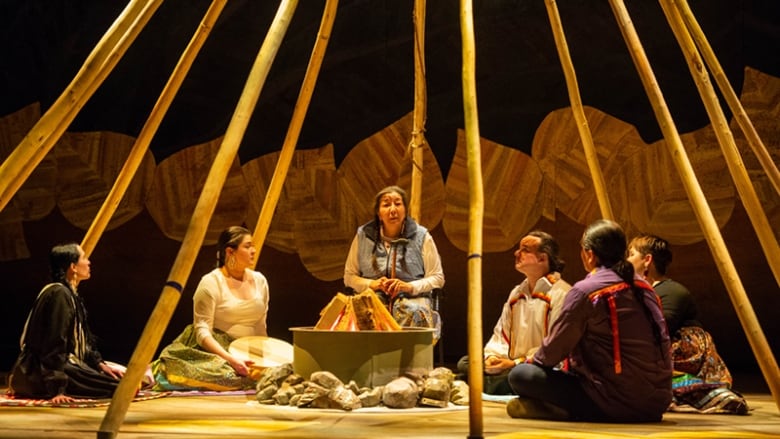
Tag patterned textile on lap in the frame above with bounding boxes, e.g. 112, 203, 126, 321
391, 295, 440, 335
668, 326, 748, 415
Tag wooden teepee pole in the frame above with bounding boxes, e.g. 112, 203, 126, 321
543, 0, 614, 220
660, 0, 780, 285
408, 0, 427, 222
607, 0, 780, 412
82, 0, 229, 257
460, 1, 484, 437
251, 0, 337, 263
0, 0, 163, 214
674, 0, 780, 197
658, 0, 780, 410
97, 1, 299, 437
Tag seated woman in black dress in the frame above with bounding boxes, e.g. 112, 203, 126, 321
9, 243, 124, 403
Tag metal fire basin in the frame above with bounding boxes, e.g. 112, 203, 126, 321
289, 326, 434, 388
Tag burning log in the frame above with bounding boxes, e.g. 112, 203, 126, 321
315, 289, 401, 331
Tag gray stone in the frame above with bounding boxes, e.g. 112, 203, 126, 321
328, 386, 362, 411
428, 367, 455, 385
302, 381, 330, 397
297, 391, 332, 409
420, 377, 450, 408
358, 386, 383, 407
346, 380, 361, 395
310, 371, 344, 389
283, 373, 305, 386
272, 382, 299, 405
450, 380, 469, 405
382, 377, 419, 409
273, 391, 290, 406
256, 363, 294, 390
420, 396, 449, 408
255, 383, 278, 402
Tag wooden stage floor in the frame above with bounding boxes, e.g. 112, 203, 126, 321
0, 386, 778, 439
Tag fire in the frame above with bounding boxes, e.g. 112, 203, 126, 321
315, 289, 401, 331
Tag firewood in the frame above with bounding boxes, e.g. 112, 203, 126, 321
366, 290, 401, 331
352, 292, 378, 330
315, 292, 349, 330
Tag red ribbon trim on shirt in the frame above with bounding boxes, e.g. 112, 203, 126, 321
586, 279, 654, 375
587, 282, 630, 374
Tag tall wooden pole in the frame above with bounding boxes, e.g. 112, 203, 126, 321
660, 0, 780, 285
658, 0, 780, 410
674, 0, 780, 197
0, 0, 162, 213
607, 0, 780, 412
544, 0, 614, 220
97, 1, 299, 437
251, 0, 337, 263
460, 1, 484, 437
408, 0, 427, 222
82, 0, 228, 257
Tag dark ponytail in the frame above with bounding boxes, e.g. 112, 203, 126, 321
49, 243, 80, 290
584, 220, 662, 347
581, 219, 634, 285
215, 226, 251, 268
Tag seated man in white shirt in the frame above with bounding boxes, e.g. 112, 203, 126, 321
457, 230, 571, 394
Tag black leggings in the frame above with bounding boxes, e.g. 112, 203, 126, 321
507, 363, 608, 421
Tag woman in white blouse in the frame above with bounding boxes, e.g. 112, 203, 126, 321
151, 226, 269, 391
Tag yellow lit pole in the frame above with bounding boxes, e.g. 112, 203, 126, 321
97, 1, 299, 437
0, 0, 162, 213
544, 0, 614, 220
659, 0, 780, 411
82, 0, 229, 257
251, 0, 338, 262
460, 0, 484, 437
408, 0, 427, 221
674, 0, 780, 197
660, 0, 780, 288
607, 0, 780, 413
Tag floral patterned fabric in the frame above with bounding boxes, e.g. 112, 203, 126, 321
669, 326, 748, 414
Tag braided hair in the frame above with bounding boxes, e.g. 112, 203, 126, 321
370, 186, 410, 275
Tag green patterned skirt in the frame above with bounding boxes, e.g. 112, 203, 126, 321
151, 325, 255, 391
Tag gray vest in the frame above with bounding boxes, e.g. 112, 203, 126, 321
356, 218, 427, 284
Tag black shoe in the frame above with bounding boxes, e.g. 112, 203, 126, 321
506, 397, 569, 420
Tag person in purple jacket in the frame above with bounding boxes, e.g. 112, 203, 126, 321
507, 219, 672, 422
